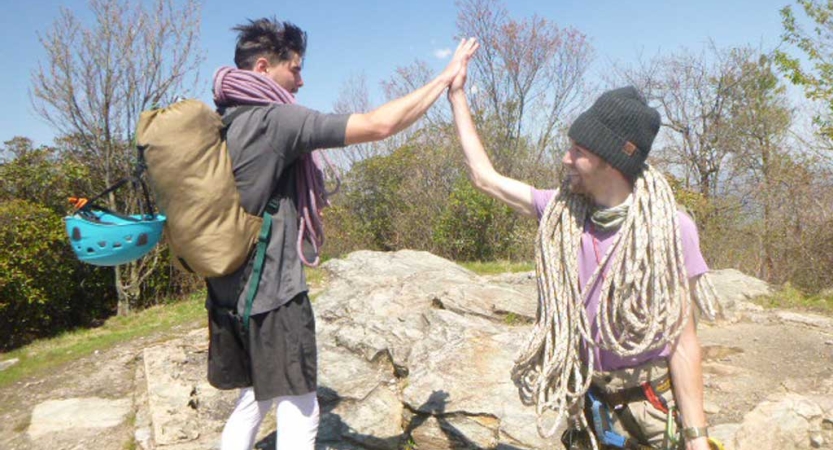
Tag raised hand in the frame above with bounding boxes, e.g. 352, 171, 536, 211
450, 53, 473, 95
440, 38, 479, 87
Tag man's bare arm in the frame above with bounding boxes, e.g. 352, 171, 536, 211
447, 79, 536, 217
344, 38, 478, 145
668, 278, 711, 450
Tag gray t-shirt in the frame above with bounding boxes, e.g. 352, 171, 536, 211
206, 104, 350, 316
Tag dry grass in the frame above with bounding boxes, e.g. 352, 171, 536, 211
460, 260, 534, 275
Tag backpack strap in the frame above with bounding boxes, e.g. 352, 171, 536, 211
242, 212, 271, 332
241, 197, 282, 331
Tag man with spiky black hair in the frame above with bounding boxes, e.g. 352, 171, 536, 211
206, 17, 479, 450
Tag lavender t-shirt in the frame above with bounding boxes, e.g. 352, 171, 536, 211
531, 188, 708, 371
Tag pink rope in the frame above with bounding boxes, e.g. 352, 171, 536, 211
213, 66, 341, 267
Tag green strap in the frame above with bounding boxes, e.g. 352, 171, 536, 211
265, 197, 280, 214
242, 213, 272, 332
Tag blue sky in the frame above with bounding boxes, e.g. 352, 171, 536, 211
2, 0, 792, 147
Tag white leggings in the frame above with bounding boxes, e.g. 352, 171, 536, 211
220, 388, 319, 450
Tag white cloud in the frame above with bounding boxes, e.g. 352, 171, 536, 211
433, 48, 452, 59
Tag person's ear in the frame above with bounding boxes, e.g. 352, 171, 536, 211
253, 57, 270, 75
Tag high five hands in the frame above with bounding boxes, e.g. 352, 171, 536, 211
441, 38, 480, 95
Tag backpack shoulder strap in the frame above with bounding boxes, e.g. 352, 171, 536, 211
242, 213, 272, 331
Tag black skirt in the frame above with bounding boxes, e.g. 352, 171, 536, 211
207, 292, 317, 401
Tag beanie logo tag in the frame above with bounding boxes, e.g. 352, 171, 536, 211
622, 141, 637, 156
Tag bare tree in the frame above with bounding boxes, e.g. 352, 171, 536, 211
31, 0, 204, 314
323, 0, 591, 263
455, 0, 593, 175
615, 44, 759, 200
331, 62, 455, 170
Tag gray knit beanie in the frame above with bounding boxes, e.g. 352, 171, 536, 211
567, 86, 661, 179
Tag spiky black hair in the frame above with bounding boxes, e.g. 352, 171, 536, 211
232, 17, 307, 69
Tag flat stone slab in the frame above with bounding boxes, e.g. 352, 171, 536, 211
775, 311, 833, 330
28, 397, 132, 438
0, 358, 19, 371
142, 329, 257, 450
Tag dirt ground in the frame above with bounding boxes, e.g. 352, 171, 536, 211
699, 320, 833, 425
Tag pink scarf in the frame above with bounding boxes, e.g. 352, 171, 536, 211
213, 66, 340, 267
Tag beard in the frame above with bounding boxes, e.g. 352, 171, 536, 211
566, 173, 589, 195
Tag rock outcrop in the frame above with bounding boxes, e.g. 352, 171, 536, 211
6, 250, 832, 450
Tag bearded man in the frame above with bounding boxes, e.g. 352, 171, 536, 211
448, 64, 719, 450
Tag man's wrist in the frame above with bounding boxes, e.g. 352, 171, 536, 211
437, 69, 456, 86
448, 89, 466, 99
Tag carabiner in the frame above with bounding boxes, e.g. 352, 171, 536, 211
664, 405, 679, 449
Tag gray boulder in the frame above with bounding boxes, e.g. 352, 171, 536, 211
730, 390, 833, 449
707, 269, 773, 320
315, 250, 556, 449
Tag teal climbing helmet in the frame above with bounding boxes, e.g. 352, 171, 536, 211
65, 207, 166, 267
64, 145, 165, 267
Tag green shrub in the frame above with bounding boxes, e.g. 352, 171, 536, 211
0, 199, 115, 350
756, 282, 833, 314
433, 178, 531, 261
138, 247, 204, 307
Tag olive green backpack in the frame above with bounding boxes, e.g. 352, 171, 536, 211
136, 100, 274, 328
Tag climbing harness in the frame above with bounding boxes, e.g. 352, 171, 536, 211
581, 372, 726, 450
585, 370, 677, 449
